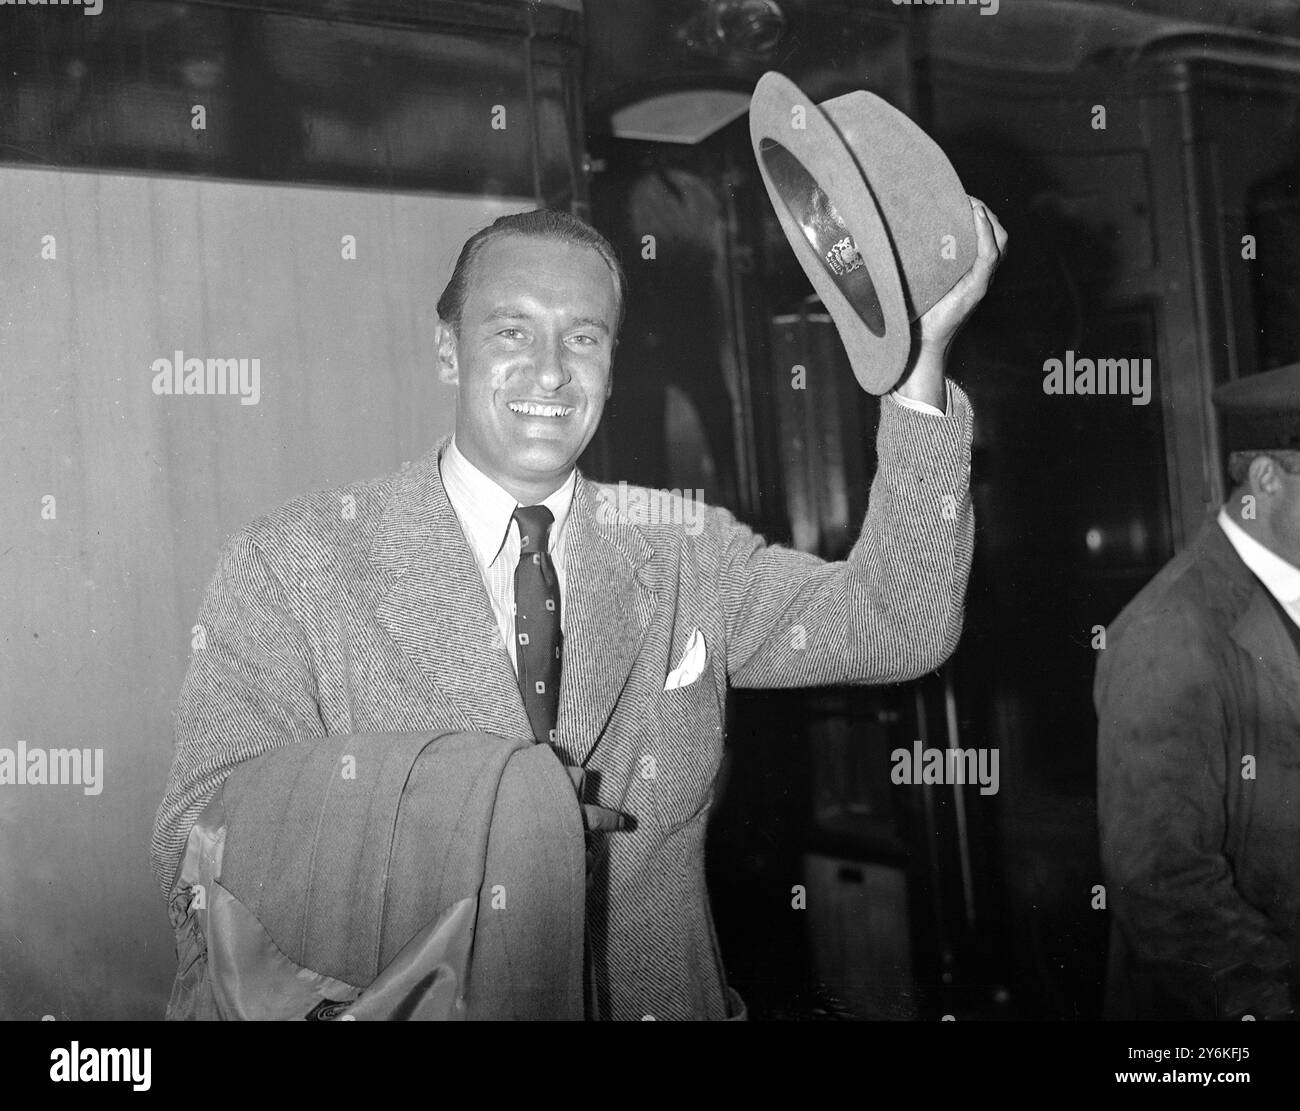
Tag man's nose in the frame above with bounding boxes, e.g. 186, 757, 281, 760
528, 337, 571, 391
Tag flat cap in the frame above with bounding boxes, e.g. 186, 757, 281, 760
1213, 362, 1300, 453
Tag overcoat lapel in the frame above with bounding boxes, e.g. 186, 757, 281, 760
369, 439, 533, 739
1231, 588, 1300, 707
1203, 524, 1300, 723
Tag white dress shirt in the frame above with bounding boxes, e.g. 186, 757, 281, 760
889, 381, 951, 418
439, 436, 575, 674
1218, 507, 1300, 629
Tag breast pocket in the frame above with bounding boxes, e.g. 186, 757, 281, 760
646, 674, 724, 832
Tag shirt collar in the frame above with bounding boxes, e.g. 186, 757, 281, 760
1217, 507, 1300, 605
440, 435, 575, 569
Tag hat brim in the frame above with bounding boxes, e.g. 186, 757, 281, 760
750, 72, 910, 395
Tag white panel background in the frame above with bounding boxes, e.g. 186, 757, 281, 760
0, 165, 527, 1019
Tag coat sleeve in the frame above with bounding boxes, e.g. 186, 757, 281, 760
716, 382, 975, 688
1095, 607, 1294, 1018
150, 529, 327, 897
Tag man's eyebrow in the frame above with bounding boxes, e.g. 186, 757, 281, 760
481, 308, 609, 334
484, 307, 530, 322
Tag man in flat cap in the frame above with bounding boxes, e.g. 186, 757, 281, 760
1096, 363, 1300, 1020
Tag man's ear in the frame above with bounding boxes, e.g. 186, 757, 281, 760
435, 319, 459, 386
1249, 453, 1284, 498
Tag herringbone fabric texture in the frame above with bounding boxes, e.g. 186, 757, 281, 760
152, 385, 976, 1020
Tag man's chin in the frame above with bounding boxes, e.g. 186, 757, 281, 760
507, 439, 583, 478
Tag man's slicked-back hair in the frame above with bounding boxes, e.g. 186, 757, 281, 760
436, 209, 627, 338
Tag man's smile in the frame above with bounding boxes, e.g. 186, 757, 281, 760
506, 399, 577, 419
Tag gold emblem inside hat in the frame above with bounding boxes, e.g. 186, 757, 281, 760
758, 138, 887, 339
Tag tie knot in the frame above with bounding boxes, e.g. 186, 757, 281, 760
513, 505, 554, 555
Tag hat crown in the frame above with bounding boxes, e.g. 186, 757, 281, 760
749, 71, 975, 394
819, 89, 976, 319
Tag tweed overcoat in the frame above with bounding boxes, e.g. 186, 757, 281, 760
152, 386, 975, 1020
165, 730, 588, 1020
1096, 520, 1300, 1019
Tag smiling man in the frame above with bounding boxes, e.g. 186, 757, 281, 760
435, 224, 622, 507
152, 204, 1005, 1020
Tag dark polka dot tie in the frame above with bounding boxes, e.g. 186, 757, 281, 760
512, 505, 562, 745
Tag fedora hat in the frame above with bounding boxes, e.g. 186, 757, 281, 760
750, 71, 976, 394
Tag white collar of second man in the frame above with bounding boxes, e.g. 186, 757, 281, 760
1218, 506, 1300, 605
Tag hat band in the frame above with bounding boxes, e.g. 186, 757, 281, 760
759, 138, 886, 338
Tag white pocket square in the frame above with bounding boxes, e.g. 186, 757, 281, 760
664, 627, 707, 690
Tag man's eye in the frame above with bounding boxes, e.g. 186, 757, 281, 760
569, 334, 596, 346
498, 328, 525, 341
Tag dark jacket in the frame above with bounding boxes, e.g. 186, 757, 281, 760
1095, 519, 1300, 1019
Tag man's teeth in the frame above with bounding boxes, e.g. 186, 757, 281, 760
508, 401, 573, 417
